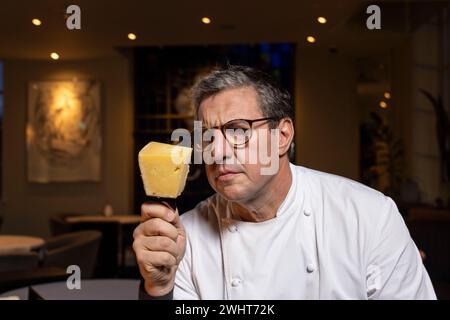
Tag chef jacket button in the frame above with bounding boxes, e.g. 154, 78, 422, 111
304, 209, 312, 217
228, 225, 238, 233
231, 278, 242, 287
306, 263, 316, 273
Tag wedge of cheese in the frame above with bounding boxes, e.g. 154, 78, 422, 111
138, 141, 192, 198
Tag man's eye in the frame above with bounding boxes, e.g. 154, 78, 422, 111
228, 125, 250, 130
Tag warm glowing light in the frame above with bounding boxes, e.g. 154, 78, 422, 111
379, 101, 388, 109
49, 85, 84, 140
127, 33, 137, 40
202, 17, 211, 24
32, 18, 42, 26
26, 124, 35, 143
317, 17, 327, 24
52, 86, 81, 114
306, 36, 316, 43
50, 52, 60, 60
384, 92, 391, 99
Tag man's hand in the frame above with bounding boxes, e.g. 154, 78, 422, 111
133, 202, 186, 296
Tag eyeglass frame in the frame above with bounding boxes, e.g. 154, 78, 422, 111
198, 117, 278, 148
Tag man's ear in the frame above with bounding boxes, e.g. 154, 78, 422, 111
277, 118, 294, 157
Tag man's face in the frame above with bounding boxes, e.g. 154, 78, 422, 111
198, 86, 277, 202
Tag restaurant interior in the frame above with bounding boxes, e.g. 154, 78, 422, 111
0, 0, 449, 299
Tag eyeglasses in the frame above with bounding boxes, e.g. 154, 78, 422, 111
198, 117, 276, 149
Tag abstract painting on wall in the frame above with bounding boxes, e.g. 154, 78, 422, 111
27, 80, 101, 182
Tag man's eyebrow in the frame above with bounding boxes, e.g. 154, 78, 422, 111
201, 121, 221, 129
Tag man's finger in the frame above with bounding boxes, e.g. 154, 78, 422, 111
141, 250, 177, 268
141, 202, 177, 223
135, 218, 179, 242
137, 236, 178, 258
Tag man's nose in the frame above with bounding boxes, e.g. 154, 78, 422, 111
211, 130, 233, 163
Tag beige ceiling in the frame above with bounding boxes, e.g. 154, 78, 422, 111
0, 0, 447, 60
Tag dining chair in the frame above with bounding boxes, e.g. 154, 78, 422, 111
42, 230, 102, 279
0, 252, 39, 273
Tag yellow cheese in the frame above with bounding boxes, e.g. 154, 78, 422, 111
138, 141, 192, 198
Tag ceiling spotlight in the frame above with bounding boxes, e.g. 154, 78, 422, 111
32, 18, 42, 26
50, 52, 60, 60
306, 36, 316, 43
128, 33, 137, 40
202, 17, 211, 24
379, 101, 388, 109
317, 17, 327, 24
384, 92, 391, 99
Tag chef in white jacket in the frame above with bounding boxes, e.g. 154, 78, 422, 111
133, 65, 436, 300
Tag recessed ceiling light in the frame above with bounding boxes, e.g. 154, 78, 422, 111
306, 36, 316, 43
317, 17, 327, 24
384, 92, 391, 99
202, 17, 211, 24
379, 101, 388, 109
50, 52, 59, 60
128, 33, 137, 40
32, 18, 42, 26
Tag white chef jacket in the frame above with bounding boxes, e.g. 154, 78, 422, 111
174, 163, 436, 300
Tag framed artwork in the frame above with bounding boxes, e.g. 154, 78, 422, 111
27, 80, 101, 182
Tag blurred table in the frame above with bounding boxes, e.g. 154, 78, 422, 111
65, 215, 141, 224
0, 235, 45, 255
65, 215, 141, 276
0, 279, 140, 300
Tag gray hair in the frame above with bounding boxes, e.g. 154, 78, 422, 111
191, 65, 294, 127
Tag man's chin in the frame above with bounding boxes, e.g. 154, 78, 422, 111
217, 186, 249, 202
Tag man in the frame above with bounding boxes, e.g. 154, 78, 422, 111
133, 65, 436, 299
